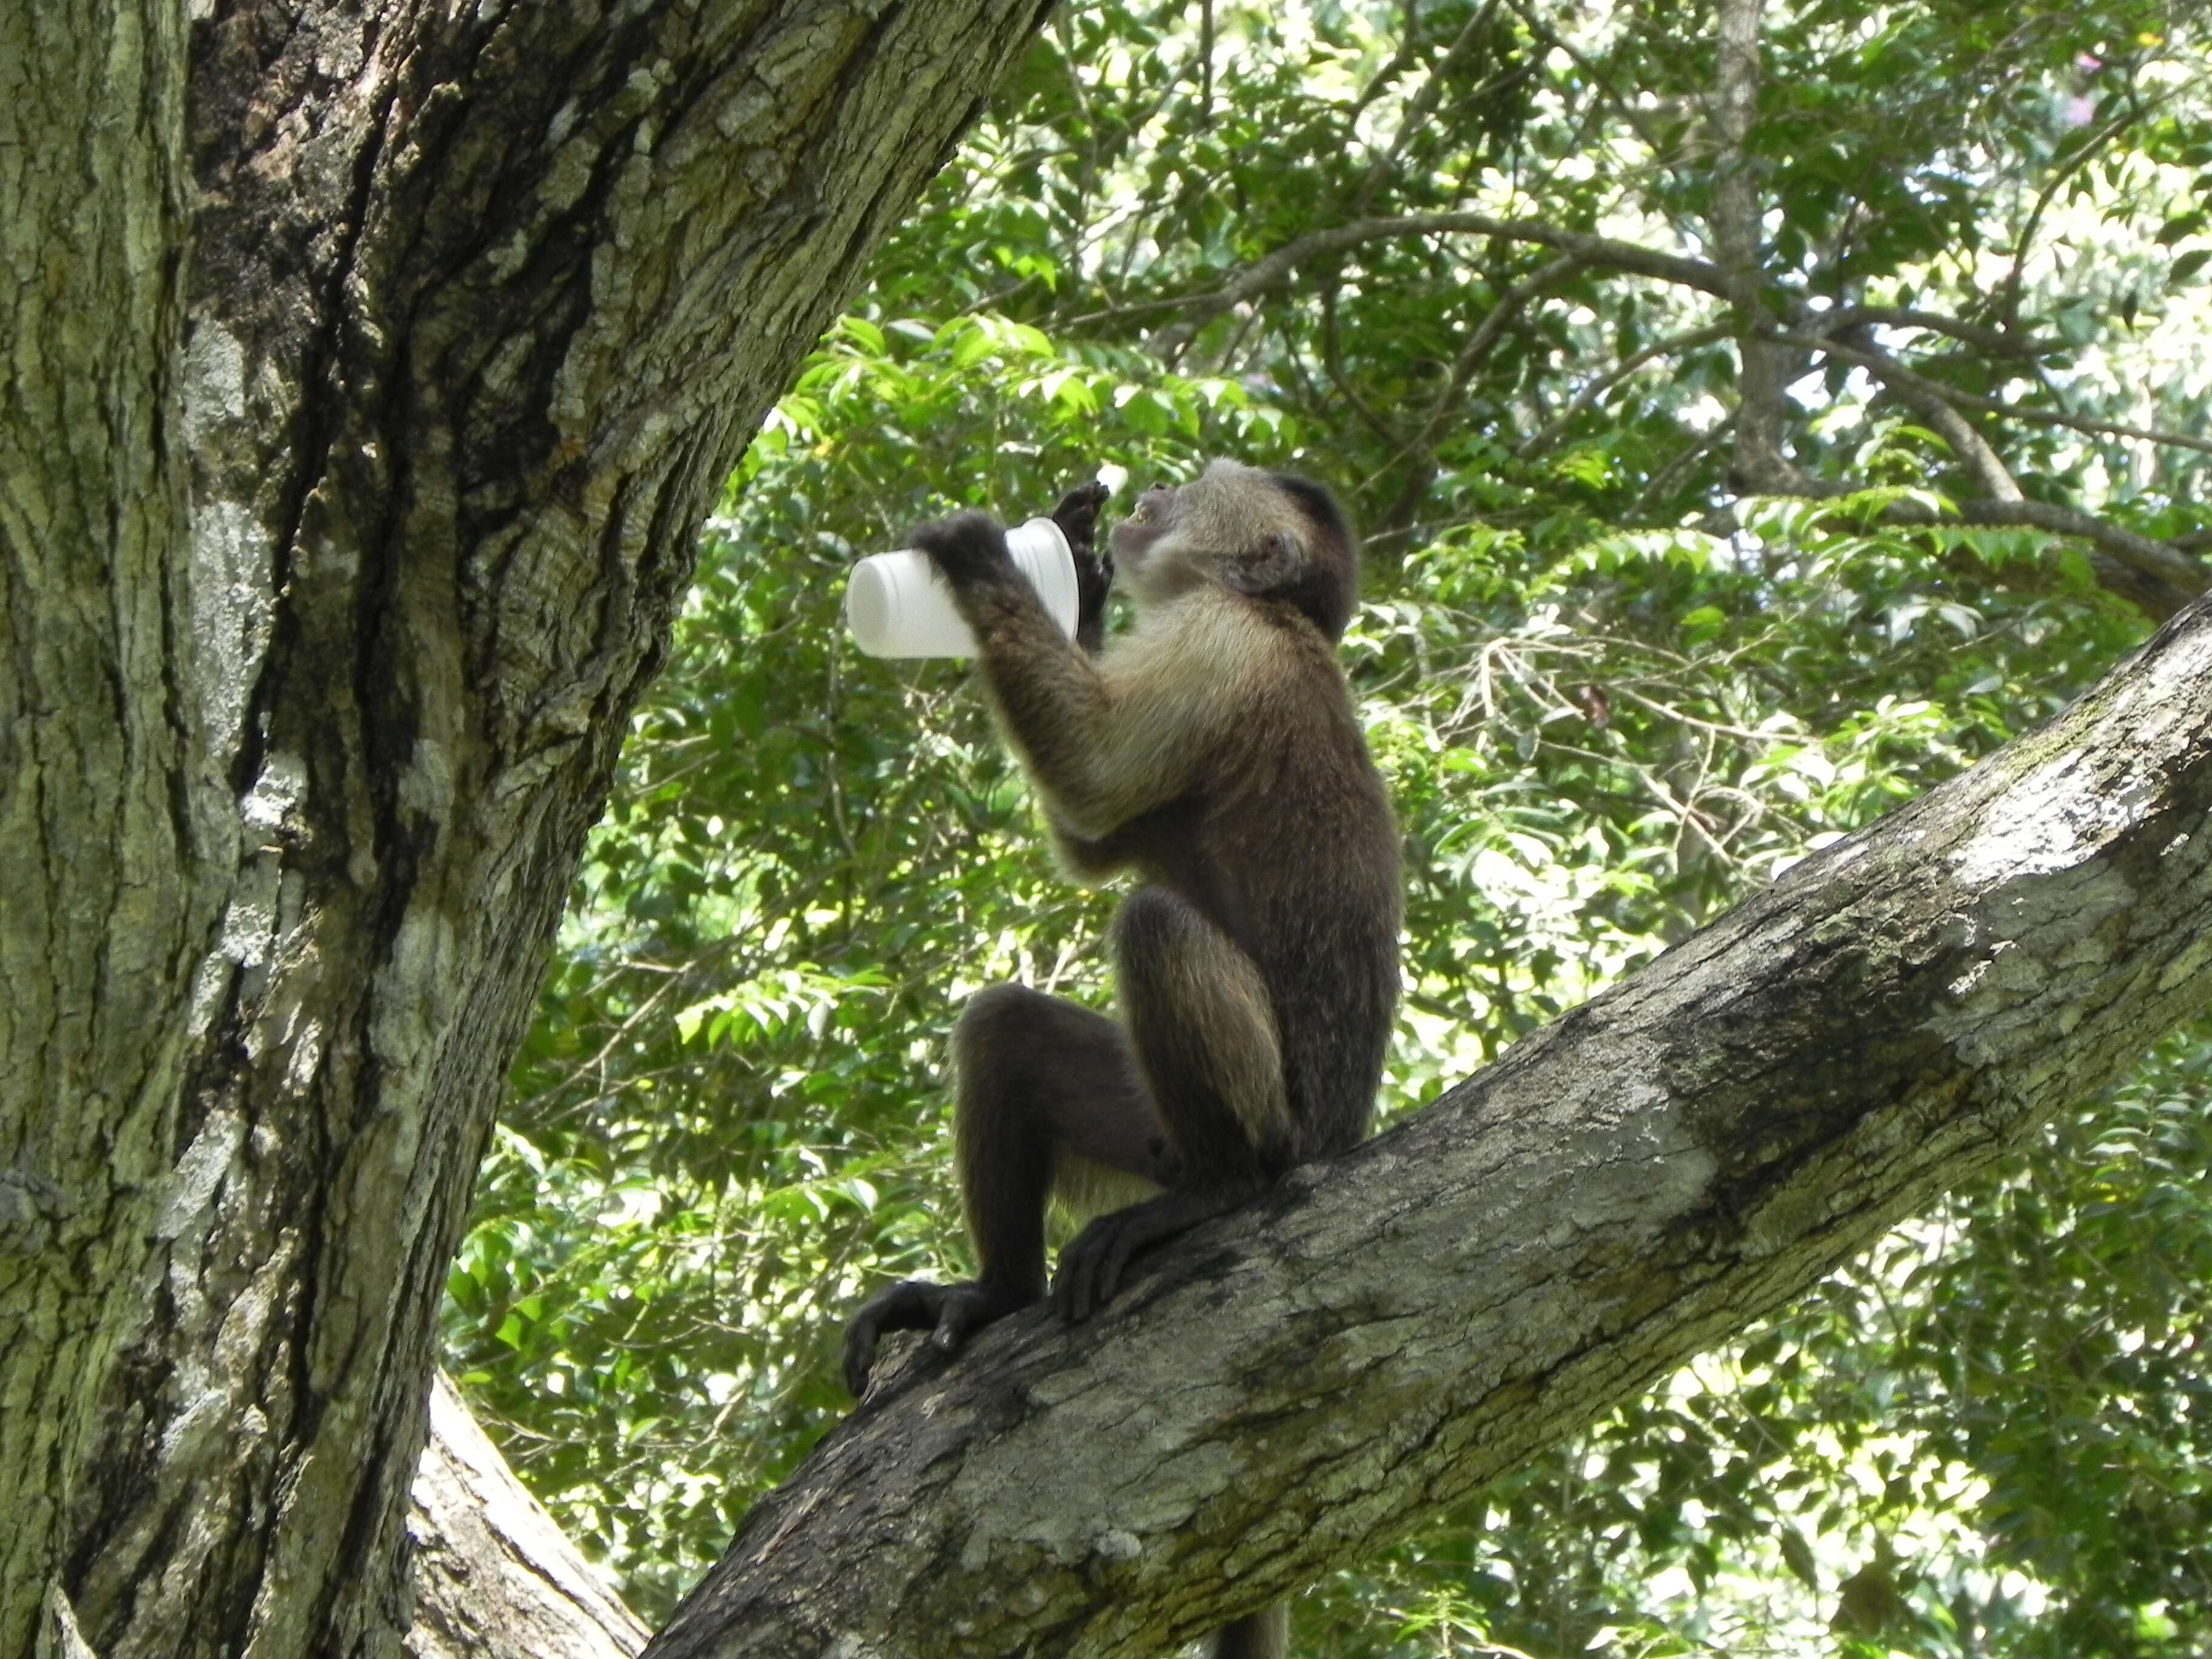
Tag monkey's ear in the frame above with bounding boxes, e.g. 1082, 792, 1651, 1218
1220, 533, 1302, 598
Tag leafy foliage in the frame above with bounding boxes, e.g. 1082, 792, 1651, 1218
443, 1, 2212, 1651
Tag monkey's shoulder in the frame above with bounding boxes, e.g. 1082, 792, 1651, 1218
1108, 585, 1346, 703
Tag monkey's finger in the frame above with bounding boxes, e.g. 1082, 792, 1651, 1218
842, 1313, 882, 1398
842, 1279, 946, 1395
1093, 1225, 1139, 1311
929, 1290, 988, 1356
1051, 480, 1112, 541
1056, 1221, 1117, 1322
1050, 1235, 1091, 1322
911, 511, 1013, 583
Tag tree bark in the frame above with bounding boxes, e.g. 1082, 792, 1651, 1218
406, 1376, 646, 1659
1706, 0, 1803, 500
649, 596, 2212, 1659
0, 5, 1049, 1659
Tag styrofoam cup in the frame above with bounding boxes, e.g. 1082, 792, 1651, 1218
845, 518, 1078, 658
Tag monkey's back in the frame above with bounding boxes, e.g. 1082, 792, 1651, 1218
1150, 605, 1402, 1159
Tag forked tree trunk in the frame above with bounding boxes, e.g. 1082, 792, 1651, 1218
651, 598, 2212, 1659
0, 4, 1048, 1659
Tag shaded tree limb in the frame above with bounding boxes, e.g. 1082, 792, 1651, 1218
1999, 107, 2143, 334
1348, 0, 1508, 213
648, 603, 2212, 1659
1370, 252, 1586, 528
1401, 253, 1586, 466
1709, 0, 1797, 486
1813, 307, 2049, 360
1143, 213, 1759, 354
1720, 489, 2204, 624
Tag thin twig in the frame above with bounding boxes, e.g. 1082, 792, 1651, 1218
1515, 322, 1732, 459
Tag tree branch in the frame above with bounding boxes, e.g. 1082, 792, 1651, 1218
648, 603, 2212, 1659
1999, 107, 2141, 333
1708, 0, 1796, 484
1769, 329, 2211, 597
1778, 329, 2212, 463
1349, 0, 1504, 211
1814, 307, 2049, 359
407, 1375, 648, 1659
1142, 214, 1755, 354
1418, 254, 1584, 447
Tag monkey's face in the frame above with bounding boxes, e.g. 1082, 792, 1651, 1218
1108, 481, 1192, 604
1109, 483, 1179, 563
1107, 461, 1357, 635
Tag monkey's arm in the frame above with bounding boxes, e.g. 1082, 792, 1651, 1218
914, 512, 1244, 838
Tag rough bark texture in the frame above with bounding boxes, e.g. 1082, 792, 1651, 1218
0, 5, 1049, 1659
1709, 0, 1789, 481
651, 597, 2212, 1659
406, 1376, 646, 1659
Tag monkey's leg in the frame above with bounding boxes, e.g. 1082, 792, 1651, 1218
1054, 888, 1291, 1322
842, 984, 1169, 1396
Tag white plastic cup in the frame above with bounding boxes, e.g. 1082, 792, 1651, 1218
844, 517, 1079, 659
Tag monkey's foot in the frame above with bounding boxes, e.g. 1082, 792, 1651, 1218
1051, 1187, 1239, 1323
840, 1278, 1039, 1398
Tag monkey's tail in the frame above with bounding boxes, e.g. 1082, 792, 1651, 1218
1211, 1603, 1289, 1659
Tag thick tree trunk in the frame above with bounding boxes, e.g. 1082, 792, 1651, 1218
650, 598, 2212, 1659
0, 5, 1049, 1659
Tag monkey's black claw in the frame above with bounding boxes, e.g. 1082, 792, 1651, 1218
842, 1278, 931, 1396
1051, 1210, 1141, 1322
841, 1277, 1038, 1398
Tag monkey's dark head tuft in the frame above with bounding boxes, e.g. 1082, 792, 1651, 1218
1111, 459, 1361, 642
1265, 471, 1359, 642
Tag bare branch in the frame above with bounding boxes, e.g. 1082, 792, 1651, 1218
1389, 252, 1585, 474
1999, 107, 2142, 333
1501, 0, 1675, 167
1717, 483, 2205, 618
1814, 307, 2049, 359
1944, 500, 2208, 600
1831, 332, 2026, 504
1765, 329, 2212, 595
1706, 0, 1803, 491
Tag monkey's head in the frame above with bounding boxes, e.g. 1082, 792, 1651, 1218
1109, 459, 1360, 641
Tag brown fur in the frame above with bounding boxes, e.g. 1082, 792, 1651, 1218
842, 463, 1401, 1659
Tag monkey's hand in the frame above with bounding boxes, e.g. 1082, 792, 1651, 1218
840, 1278, 1039, 1399
910, 509, 1017, 591
1050, 478, 1115, 651
1050, 477, 1112, 551
1051, 1187, 1241, 1323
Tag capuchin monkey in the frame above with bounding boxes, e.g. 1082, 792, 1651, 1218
842, 460, 1402, 1659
